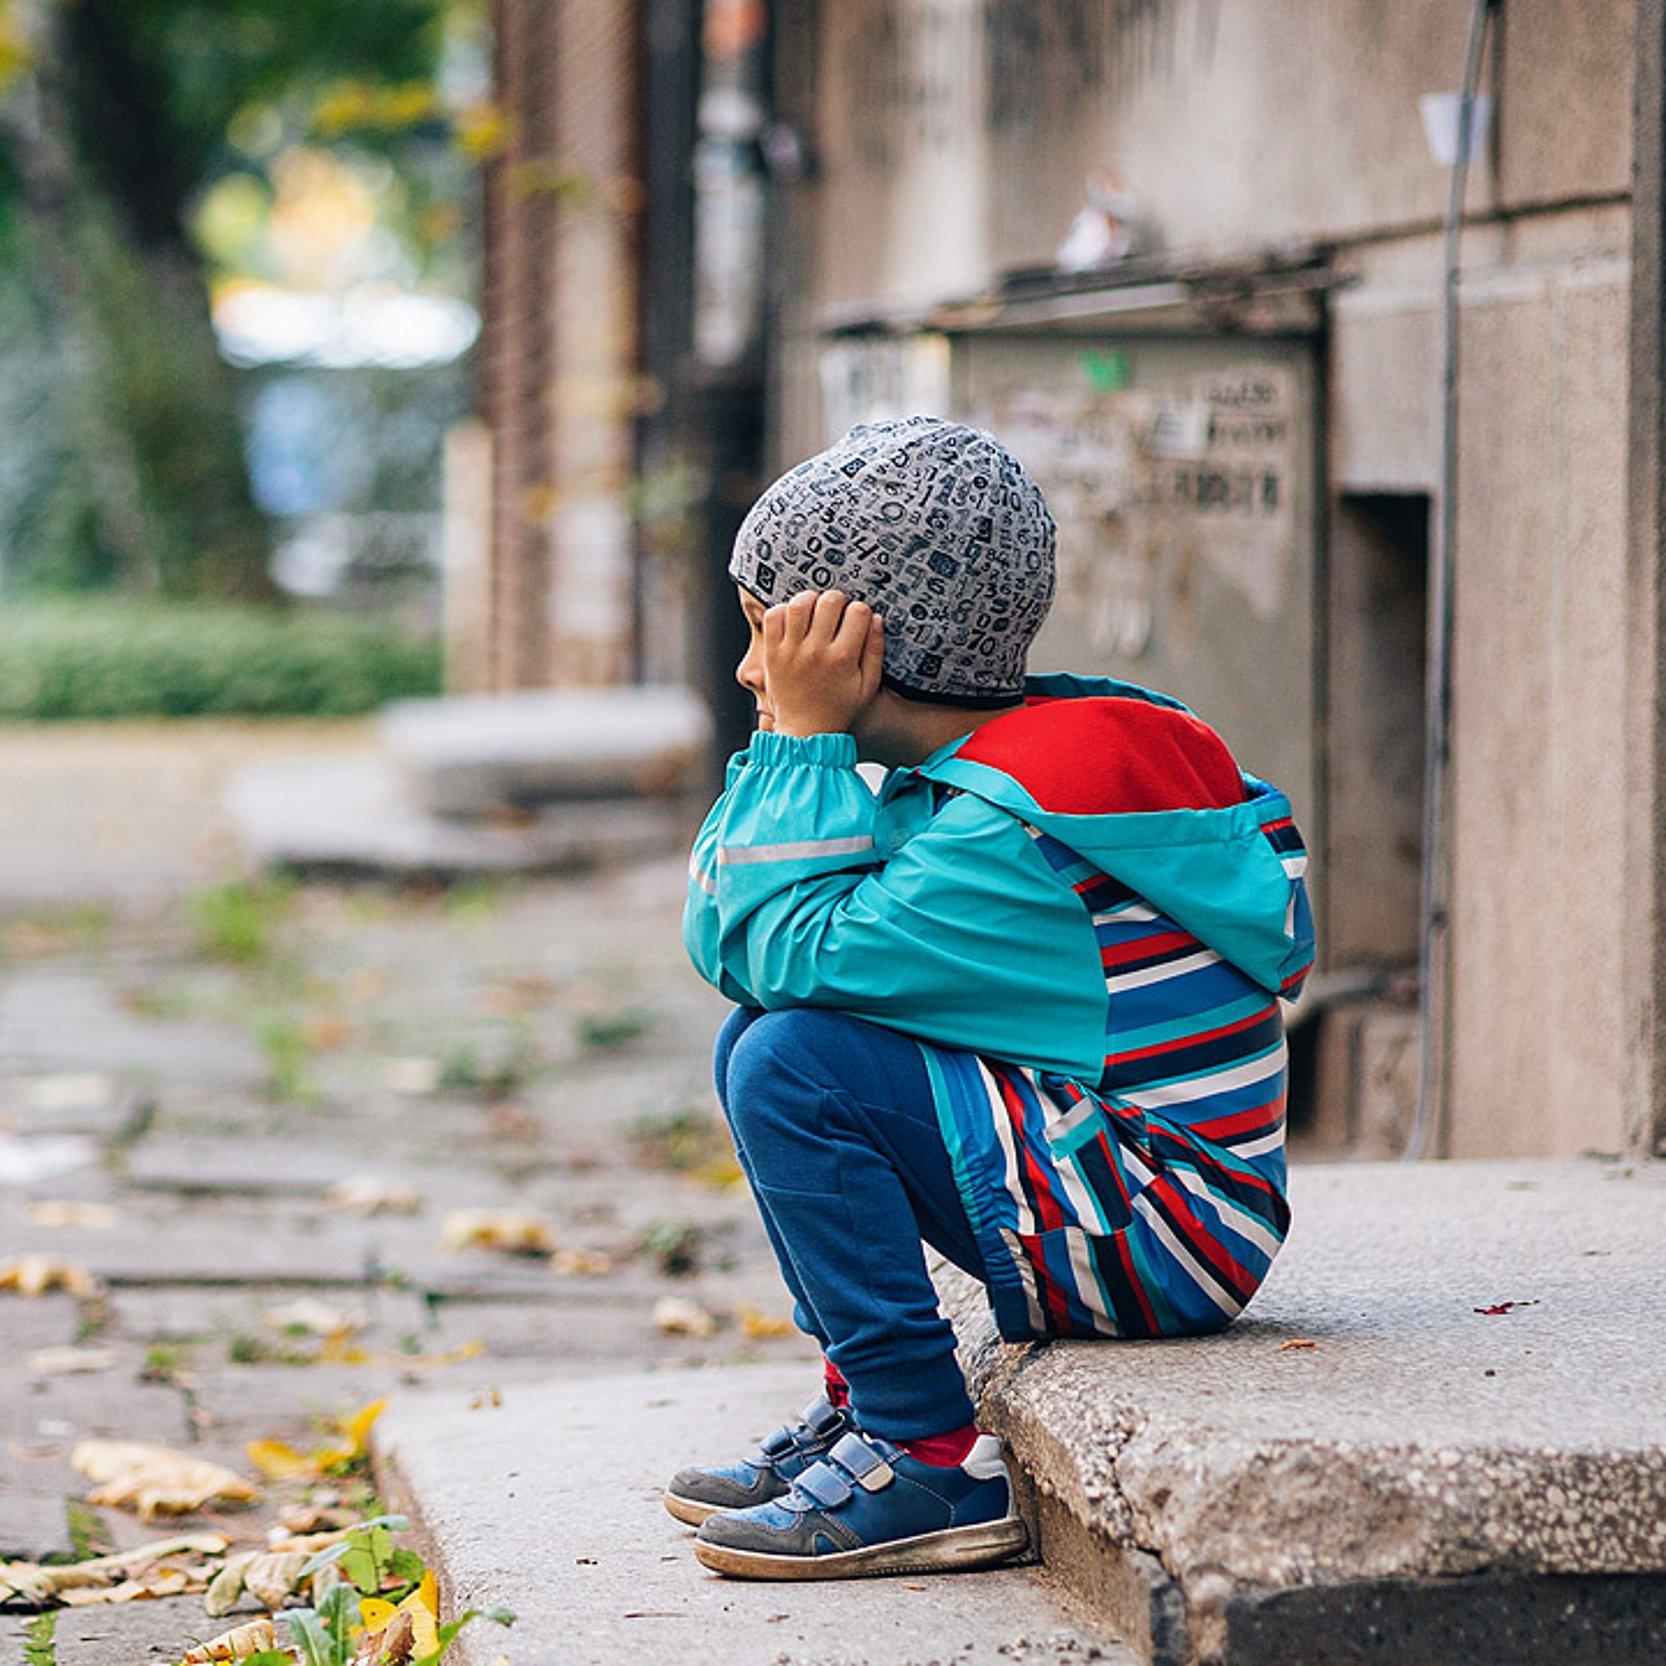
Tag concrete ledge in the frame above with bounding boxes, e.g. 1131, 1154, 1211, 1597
226, 757, 693, 878
942, 1158, 1666, 1666
372, 1364, 1120, 1665
380, 687, 709, 817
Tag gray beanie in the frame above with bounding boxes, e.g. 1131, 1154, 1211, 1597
728, 416, 1056, 707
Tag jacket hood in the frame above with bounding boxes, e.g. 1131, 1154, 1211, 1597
913, 672, 1314, 997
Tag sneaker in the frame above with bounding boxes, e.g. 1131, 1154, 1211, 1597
663, 1393, 852, 1527
691, 1428, 1028, 1580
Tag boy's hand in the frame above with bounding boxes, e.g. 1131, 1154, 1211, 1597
762, 590, 885, 738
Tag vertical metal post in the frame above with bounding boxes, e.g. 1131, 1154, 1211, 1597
1408, 0, 1497, 1160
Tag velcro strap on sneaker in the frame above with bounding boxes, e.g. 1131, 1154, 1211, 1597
793, 1460, 854, 1509
753, 1425, 796, 1463
800, 1395, 844, 1437
829, 1432, 894, 1492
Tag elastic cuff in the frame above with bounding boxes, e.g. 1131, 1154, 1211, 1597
746, 730, 859, 768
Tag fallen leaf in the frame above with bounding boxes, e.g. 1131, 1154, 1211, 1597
652, 1296, 716, 1338
398, 1585, 440, 1652
1, 1255, 97, 1297
0, 1533, 227, 1608
180, 1616, 276, 1662
550, 1247, 613, 1277
247, 1439, 317, 1482
277, 1503, 356, 1535
73, 1440, 259, 1519
360, 1608, 414, 1664
1277, 1338, 1318, 1352
27, 1345, 119, 1376
1474, 1300, 1540, 1316
243, 1549, 310, 1610
264, 1527, 348, 1556
441, 1208, 556, 1256
27, 1199, 119, 1230
58, 1566, 192, 1605
247, 1398, 386, 1483
737, 1307, 795, 1340
264, 1298, 364, 1338
339, 1398, 387, 1454
689, 1157, 746, 1190
469, 1387, 502, 1411
328, 1176, 422, 1216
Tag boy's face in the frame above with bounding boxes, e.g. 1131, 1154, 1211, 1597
734, 587, 775, 729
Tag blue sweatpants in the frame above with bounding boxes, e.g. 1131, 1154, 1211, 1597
713, 1005, 986, 1441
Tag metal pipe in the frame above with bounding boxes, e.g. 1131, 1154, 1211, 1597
1407, 0, 1499, 1161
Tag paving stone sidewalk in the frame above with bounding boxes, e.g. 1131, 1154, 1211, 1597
0, 807, 823, 1661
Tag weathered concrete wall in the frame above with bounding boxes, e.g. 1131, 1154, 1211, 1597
791, 1, 1644, 1158
810, 0, 1634, 317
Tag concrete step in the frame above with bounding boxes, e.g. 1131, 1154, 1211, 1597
379, 686, 710, 817
373, 1362, 1124, 1666
225, 756, 694, 878
943, 1157, 1666, 1666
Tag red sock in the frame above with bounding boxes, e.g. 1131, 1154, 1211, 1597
822, 1358, 850, 1409
897, 1423, 979, 1467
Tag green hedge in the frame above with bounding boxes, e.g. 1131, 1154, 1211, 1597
0, 602, 443, 719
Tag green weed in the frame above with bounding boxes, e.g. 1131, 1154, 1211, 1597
190, 879, 294, 966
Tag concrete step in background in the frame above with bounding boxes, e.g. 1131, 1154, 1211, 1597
379, 686, 710, 817
225, 756, 696, 878
942, 1157, 1666, 1666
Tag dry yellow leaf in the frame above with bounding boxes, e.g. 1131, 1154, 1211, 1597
1, 1255, 96, 1297
652, 1296, 716, 1338
180, 1616, 276, 1662
58, 1566, 192, 1605
242, 1549, 309, 1610
365, 1609, 416, 1664
73, 1441, 258, 1520
738, 1306, 795, 1340
247, 1438, 316, 1481
246, 1398, 384, 1484
1277, 1338, 1319, 1353
550, 1246, 613, 1276
28, 1199, 119, 1230
441, 1208, 556, 1255
358, 1594, 399, 1631
340, 1397, 387, 1452
690, 1156, 746, 1190
0, 1534, 227, 1608
398, 1586, 440, 1653
276, 1502, 355, 1535
264, 1527, 346, 1556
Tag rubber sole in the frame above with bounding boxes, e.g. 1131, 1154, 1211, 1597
663, 1489, 720, 1528
692, 1515, 1029, 1581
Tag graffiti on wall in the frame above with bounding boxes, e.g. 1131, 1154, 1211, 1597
840, 0, 1222, 169
966, 364, 1297, 660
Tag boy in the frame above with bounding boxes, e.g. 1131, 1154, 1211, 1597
670, 416, 1314, 1581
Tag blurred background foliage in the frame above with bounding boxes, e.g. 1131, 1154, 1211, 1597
0, 597, 442, 717
0, 0, 488, 626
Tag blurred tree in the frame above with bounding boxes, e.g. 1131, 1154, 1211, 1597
0, 0, 466, 598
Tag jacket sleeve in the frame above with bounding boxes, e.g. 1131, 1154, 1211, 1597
681, 729, 1107, 1076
